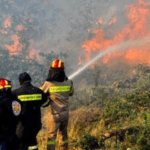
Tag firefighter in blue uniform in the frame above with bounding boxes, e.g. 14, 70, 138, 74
12, 72, 50, 150
0, 78, 21, 150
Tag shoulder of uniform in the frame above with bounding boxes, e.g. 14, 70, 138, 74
12, 87, 22, 93
44, 81, 53, 85
41, 81, 53, 88
70, 80, 73, 84
32, 85, 45, 93
12, 89, 17, 93
66, 79, 73, 84
32, 85, 41, 91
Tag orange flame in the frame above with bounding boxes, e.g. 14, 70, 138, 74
4, 16, 11, 28
5, 34, 24, 55
1, 30, 8, 34
81, 0, 150, 65
16, 25, 24, 31
108, 17, 117, 26
28, 49, 42, 61
27, 41, 42, 61
96, 18, 103, 25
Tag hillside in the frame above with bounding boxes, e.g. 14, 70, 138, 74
37, 64, 150, 150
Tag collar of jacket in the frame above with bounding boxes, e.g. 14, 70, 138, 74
21, 81, 32, 87
46, 70, 68, 82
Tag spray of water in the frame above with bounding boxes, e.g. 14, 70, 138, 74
68, 37, 150, 80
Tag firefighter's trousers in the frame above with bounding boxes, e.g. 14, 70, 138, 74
0, 134, 19, 150
16, 119, 41, 150
47, 112, 68, 150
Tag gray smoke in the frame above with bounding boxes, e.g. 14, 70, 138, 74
0, 0, 146, 84
0, 0, 138, 62
68, 37, 150, 79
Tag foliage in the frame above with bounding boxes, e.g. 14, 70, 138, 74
62, 64, 150, 150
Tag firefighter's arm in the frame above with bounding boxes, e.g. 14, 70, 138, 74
69, 81, 74, 96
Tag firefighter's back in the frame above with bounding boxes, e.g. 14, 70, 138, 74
12, 72, 48, 150
0, 78, 21, 150
13, 82, 46, 120
42, 79, 73, 115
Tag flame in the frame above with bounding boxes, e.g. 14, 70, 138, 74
28, 41, 42, 61
1, 30, 8, 34
4, 16, 11, 28
28, 49, 41, 60
81, 0, 150, 65
108, 17, 117, 26
96, 18, 103, 25
16, 25, 24, 31
3, 14, 40, 61
5, 34, 24, 55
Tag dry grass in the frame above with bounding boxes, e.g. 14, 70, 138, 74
37, 105, 145, 150
37, 106, 101, 150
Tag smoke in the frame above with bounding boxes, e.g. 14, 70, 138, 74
68, 37, 150, 79
1, 0, 148, 82
0, 0, 138, 60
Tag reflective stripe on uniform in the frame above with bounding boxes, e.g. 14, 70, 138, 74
42, 99, 50, 107
18, 94, 42, 101
47, 140, 55, 145
49, 86, 71, 93
28, 145, 38, 150
63, 139, 68, 144
70, 85, 74, 94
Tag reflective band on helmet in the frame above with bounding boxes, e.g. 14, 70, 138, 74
28, 145, 38, 150
47, 140, 55, 145
5, 85, 11, 88
51, 60, 55, 68
0, 85, 11, 89
49, 86, 71, 93
58, 60, 62, 67
18, 94, 42, 101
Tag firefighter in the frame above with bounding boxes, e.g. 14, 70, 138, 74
0, 78, 21, 150
41, 59, 74, 150
12, 72, 49, 150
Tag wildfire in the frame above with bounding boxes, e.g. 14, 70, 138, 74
5, 34, 24, 55
108, 17, 117, 26
1, 30, 8, 34
28, 41, 42, 61
16, 25, 24, 31
3, 14, 40, 61
28, 49, 41, 61
96, 18, 103, 25
81, 0, 150, 65
4, 16, 12, 28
